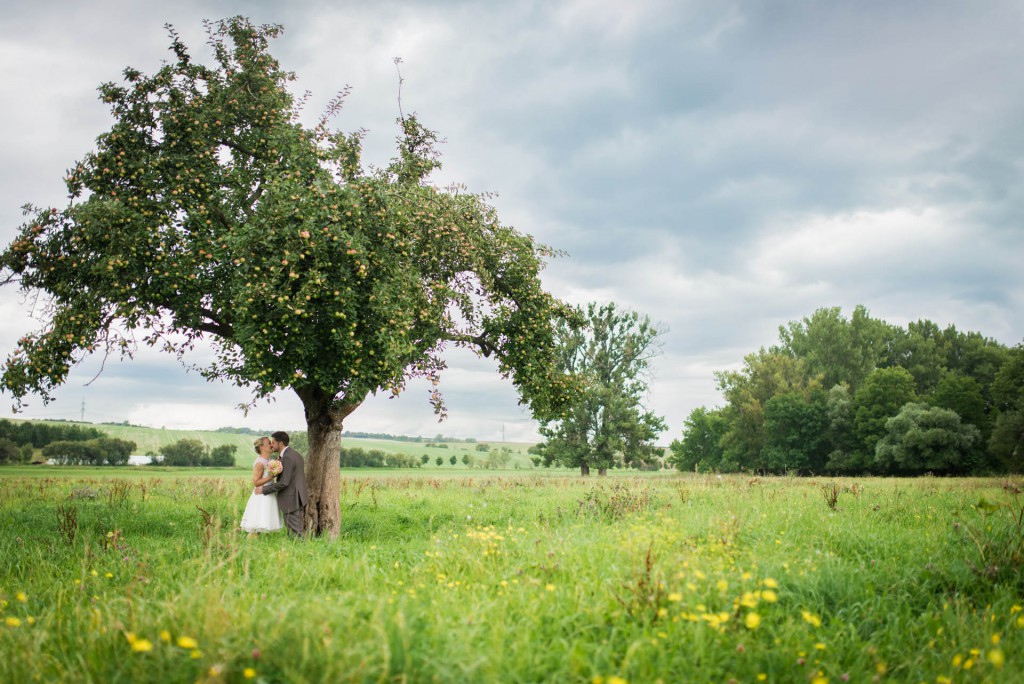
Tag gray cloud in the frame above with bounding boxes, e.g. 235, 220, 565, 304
2, 0, 1022, 442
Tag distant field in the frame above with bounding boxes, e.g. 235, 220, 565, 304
5, 418, 542, 469
338, 437, 538, 469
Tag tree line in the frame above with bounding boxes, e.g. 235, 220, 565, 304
42, 438, 136, 466
669, 306, 1024, 475
152, 439, 237, 467
0, 419, 108, 464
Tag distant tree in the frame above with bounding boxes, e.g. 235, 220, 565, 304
852, 367, 917, 459
537, 302, 666, 476
875, 403, 981, 475
159, 439, 207, 467
475, 443, 490, 452
483, 450, 512, 469
668, 407, 727, 472
19, 443, 34, 463
760, 390, 829, 474
776, 305, 890, 393
42, 440, 88, 465
928, 372, 989, 437
461, 453, 472, 466
716, 350, 820, 471
0, 438, 19, 465
941, 328, 1008, 403
881, 321, 946, 395
822, 384, 862, 473
209, 444, 237, 467
988, 344, 1024, 471
0, 18, 574, 537
449, 454, 457, 466
989, 411, 1024, 472
420, 454, 430, 466
95, 437, 136, 465
435, 456, 443, 467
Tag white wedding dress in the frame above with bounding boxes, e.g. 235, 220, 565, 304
240, 457, 284, 533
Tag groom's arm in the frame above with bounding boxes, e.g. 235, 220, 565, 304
260, 455, 293, 495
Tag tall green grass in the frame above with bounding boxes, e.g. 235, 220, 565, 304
1, 472, 1022, 682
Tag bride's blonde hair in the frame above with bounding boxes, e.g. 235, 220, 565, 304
253, 437, 268, 455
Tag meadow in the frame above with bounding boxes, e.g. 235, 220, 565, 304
1, 468, 1022, 683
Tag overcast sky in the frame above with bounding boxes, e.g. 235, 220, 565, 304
2, 0, 1022, 442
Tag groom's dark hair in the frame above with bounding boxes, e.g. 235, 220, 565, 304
272, 431, 290, 446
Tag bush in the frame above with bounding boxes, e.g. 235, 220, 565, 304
0, 437, 21, 465
209, 444, 237, 467
159, 439, 208, 467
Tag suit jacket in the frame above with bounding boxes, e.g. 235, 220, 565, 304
261, 446, 309, 514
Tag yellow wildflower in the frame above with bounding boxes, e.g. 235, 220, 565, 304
160, 630, 171, 643
801, 610, 822, 627
177, 636, 198, 649
988, 649, 1005, 669
745, 612, 762, 630
244, 668, 256, 679
16, 592, 27, 602
128, 635, 153, 653
668, 593, 682, 602
991, 633, 1001, 645
545, 584, 556, 592
761, 589, 778, 602
739, 592, 759, 608
762, 578, 779, 588
5, 617, 22, 627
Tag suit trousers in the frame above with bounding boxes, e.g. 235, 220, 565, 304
284, 508, 304, 538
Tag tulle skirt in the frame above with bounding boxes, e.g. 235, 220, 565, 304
240, 490, 283, 533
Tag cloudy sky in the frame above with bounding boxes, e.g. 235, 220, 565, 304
1, 0, 1022, 442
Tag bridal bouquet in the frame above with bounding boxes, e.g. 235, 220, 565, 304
264, 459, 283, 478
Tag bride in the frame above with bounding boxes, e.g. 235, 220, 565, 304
240, 436, 284, 534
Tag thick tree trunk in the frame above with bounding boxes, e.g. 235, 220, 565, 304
296, 387, 359, 539
598, 467, 608, 476
580, 461, 590, 477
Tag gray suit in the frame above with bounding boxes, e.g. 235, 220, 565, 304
261, 446, 308, 537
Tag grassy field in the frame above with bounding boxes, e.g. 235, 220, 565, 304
1, 469, 1022, 682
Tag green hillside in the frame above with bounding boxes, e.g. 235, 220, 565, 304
7, 419, 538, 468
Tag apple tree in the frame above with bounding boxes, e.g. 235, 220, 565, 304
0, 17, 575, 537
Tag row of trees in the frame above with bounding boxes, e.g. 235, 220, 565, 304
156, 439, 237, 467
42, 437, 136, 465
0, 419, 105, 449
339, 447, 422, 468
669, 306, 1024, 475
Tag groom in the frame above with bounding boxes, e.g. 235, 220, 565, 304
255, 431, 308, 537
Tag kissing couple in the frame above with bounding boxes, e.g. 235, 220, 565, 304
239, 431, 309, 537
